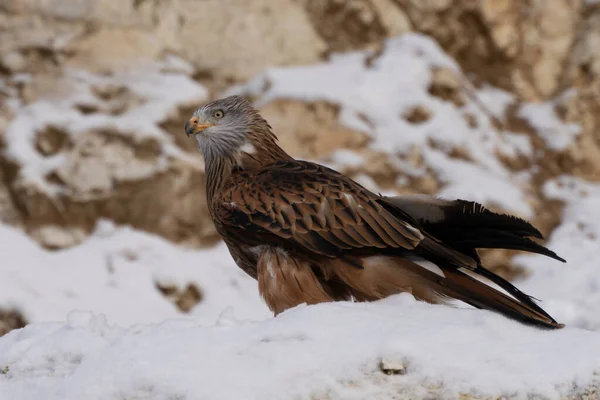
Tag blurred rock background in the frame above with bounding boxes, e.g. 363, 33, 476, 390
1, 0, 599, 334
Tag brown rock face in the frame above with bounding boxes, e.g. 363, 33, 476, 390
395, 0, 582, 100
302, 0, 389, 52
0, 0, 327, 79
0, 65, 218, 249
179, 0, 327, 81
259, 100, 370, 160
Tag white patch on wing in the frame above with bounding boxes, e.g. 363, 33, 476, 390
343, 192, 355, 204
240, 142, 256, 154
316, 197, 330, 226
458, 267, 520, 302
403, 223, 424, 238
342, 192, 360, 217
412, 258, 446, 278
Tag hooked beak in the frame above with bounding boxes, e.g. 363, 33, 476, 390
185, 117, 215, 137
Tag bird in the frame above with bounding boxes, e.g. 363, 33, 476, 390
185, 95, 565, 329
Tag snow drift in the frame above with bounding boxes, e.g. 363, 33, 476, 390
1, 297, 599, 400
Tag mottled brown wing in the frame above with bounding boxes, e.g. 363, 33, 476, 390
217, 161, 424, 257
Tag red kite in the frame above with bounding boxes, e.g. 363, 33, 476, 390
185, 95, 564, 329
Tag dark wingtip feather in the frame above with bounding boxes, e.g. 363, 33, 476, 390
456, 234, 566, 263
550, 252, 567, 263
452, 199, 545, 239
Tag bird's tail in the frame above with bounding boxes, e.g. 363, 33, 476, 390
329, 255, 563, 329
434, 266, 564, 329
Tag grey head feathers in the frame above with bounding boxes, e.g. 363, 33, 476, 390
186, 95, 261, 161
186, 95, 291, 172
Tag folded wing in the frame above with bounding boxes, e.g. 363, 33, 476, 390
216, 161, 564, 329
220, 161, 425, 256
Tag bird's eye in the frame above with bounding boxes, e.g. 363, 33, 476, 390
213, 110, 224, 119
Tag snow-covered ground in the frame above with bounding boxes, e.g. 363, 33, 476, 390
517, 176, 600, 331
0, 221, 269, 327
2, 296, 600, 400
1, 34, 600, 399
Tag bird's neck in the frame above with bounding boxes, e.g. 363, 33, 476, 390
204, 154, 233, 202
204, 127, 292, 201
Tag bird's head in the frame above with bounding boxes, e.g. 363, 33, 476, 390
185, 95, 260, 158
185, 95, 290, 167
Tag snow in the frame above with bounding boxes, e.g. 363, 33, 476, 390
1, 33, 600, 399
517, 176, 600, 330
1, 296, 599, 400
3, 62, 207, 196
326, 149, 365, 169
235, 34, 576, 218
240, 34, 465, 155
518, 100, 581, 151
422, 148, 533, 217
0, 221, 269, 327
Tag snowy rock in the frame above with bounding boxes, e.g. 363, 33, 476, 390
398, 0, 582, 100
239, 34, 547, 218
1, 66, 218, 248
257, 99, 370, 160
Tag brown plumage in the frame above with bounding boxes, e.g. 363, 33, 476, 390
185, 95, 565, 329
